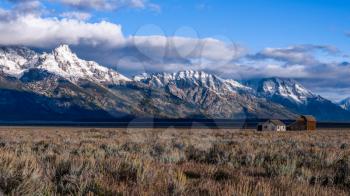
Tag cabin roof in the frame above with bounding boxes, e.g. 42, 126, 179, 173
266, 119, 285, 126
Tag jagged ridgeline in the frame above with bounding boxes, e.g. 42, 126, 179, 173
0, 45, 349, 121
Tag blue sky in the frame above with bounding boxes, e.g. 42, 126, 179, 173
0, 0, 350, 101
3, 0, 349, 51
42, 0, 350, 52
114, 0, 350, 53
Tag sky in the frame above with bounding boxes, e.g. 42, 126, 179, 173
0, 0, 350, 101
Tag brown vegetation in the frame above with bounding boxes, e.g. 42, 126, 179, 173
0, 127, 349, 195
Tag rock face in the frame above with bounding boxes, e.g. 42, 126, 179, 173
0, 45, 348, 121
0, 45, 130, 84
245, 78, 350, 122
36, 45, 131, 84
136, 70, 297, 119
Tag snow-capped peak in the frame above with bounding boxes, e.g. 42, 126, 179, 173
339, 97, 350, 111
0, 46, 38, 77
135, 70, 221, 88
224, 79, 251, 91
55, 44, 71, 53
0, 45, 130, 84
252, 77, 316, 103
133, 72, 150, 82
52, 44, 77, 61
37, 45, 130, 84
134, 70, 251, 93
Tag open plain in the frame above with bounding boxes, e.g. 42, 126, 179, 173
0, 127, 349, 195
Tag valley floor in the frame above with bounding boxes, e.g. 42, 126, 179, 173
0, 127, 349, 195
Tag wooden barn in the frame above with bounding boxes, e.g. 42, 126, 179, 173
287, 115, 317, 131
257, 120, 286, 132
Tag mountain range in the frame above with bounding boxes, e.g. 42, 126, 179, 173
0, 45, 350, 122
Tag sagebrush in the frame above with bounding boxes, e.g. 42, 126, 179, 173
0, 127, 349, 195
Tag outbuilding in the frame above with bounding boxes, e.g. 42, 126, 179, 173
287, 115, 317, 131
257, 120, 286, 132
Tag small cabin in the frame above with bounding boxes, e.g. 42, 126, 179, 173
287, 115, 317, 131
257, 120, 286, 132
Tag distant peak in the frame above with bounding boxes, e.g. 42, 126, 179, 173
51, 44, 78, 61
0, 45, 37, 56
133, 72, 150, 81
54, 44, 73, 54
172, 70, 220, 79
178, 69, 209, 75
249, 77, 316, 103
263, 77, 297, 83
338, 97, 350, 110
340, 97, 350, 104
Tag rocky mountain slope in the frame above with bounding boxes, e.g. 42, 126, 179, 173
245, 78, 350, 121
0, 45, 348, 121
135, 70, 296, 119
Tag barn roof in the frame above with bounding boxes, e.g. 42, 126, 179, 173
267, 119, 285, 126
300, 115, 316, 122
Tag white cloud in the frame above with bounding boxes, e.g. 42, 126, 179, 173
76, 35, 245, 75
0, 9, 244, 76
0, 15, 125, 48
60, 11, 91, 21
129, 36, 244, 63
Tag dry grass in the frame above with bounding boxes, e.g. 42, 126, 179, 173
0, 127, 349, 195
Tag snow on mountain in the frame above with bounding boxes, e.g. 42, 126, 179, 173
339, 97, 350, 111
224, 79, 251, 92
0, 45, 130, 84
1, 44, 350, 121
36, 45, 130, 84
0, 46, 38, 77
133, 72, 150, 82
244, 77, 350, 121
248, 78, 316, 104
135, 70, 251, 93
133, 70, 296, 119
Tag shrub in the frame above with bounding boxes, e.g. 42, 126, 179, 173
183, 170, 201, 179
213, 169, 232, 181
334, 157, 350, 189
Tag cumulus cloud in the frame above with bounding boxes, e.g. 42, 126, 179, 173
0, 15, 125, 48
0, 6, 243, 75
75, 35, 246, 75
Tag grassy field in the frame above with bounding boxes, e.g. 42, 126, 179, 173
0, 127, 349, 195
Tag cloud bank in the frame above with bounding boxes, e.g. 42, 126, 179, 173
0, 3, 245, 74
250, 45, 339, 65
